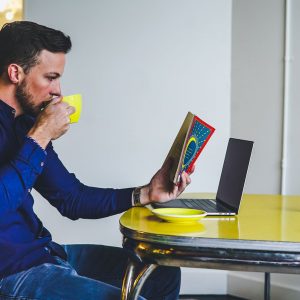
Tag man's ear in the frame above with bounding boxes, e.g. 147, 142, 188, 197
7, 64, 25, 84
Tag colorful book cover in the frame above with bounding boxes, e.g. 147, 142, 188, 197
165, 112, 215, 183
181, 115, 215, 175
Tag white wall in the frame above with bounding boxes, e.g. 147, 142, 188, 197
25, 0, 231, 295
282, 0, 300, 195
230, 1, 300, 298
231, 0, 285, 194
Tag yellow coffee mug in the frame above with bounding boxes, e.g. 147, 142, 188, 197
62, 94, 82, 123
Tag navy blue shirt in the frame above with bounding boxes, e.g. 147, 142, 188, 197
0, 100, 133, 278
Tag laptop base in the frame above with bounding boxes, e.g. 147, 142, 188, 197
153, 199, 236, 216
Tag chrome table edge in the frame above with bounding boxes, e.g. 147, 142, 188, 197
119, 222, 300, 253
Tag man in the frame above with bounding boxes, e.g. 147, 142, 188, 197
0, 21, 192, 299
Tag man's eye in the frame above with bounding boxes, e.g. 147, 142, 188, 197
47, 76, 56, 81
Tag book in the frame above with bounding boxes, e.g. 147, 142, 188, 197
165, 112, 215, 183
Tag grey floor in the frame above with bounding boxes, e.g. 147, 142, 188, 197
179, 295, 247, 300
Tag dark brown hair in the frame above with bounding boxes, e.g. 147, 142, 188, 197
0, 21, 72, 75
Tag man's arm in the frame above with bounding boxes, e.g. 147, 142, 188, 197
34, 144, 191, 219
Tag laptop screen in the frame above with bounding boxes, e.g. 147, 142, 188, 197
216, 138, 253, 213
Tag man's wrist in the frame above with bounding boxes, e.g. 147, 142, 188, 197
133, 187, 142, 206
27, 127, 51, 150
133, 185, 150, 206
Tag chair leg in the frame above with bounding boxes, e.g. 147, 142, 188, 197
264, 272, 271, 300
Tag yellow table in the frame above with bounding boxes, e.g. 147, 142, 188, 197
119, 194, 300, 300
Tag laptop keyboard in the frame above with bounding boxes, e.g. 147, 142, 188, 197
181, 199, 228, 212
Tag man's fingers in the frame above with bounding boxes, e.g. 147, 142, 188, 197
177, 171, 191, 195
49, 96, 63, 105
67, 105, 76, 115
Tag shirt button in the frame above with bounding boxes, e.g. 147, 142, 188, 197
41, 162, 44, 167
12, 109, 16, 114
28, 188, 31, 193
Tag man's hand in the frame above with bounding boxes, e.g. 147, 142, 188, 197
139, 159, 194, 206
27, 97, 75, 149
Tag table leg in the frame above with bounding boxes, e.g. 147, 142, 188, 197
264, 272, 270, 300
121, 258, 157, 300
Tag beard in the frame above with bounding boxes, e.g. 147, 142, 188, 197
15, 80, 43, 117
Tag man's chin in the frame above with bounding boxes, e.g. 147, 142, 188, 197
21, 104, 42, 117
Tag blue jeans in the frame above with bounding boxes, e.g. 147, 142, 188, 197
0, 244, 181, 300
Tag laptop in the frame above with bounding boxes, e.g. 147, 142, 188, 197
153, 138, 254, 216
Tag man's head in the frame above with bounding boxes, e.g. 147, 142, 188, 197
0, 21, 72, 116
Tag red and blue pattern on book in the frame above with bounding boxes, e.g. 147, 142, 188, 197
181, 116, 215, 174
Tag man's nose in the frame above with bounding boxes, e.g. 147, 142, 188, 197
51, 80, 61, 97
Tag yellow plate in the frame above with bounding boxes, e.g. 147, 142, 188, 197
151, 208, 207, 224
